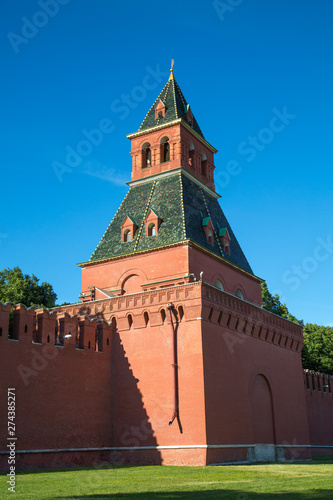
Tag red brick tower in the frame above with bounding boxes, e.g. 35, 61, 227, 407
79, 65, 262, 306
75, 65, 311, 465
1, 65, 319, 471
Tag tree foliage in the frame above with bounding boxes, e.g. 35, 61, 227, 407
261, 282, 333, 375
261, 282, 302, 325
0, 266, 57, 309
302, 324, 333, 375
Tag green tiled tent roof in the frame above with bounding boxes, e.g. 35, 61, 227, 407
137, 76, 204, 138
89, 172, 253, 275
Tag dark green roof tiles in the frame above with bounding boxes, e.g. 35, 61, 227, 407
89, 172, 253, 276
89, 175, 184, 262
181, 175, 253, 274
138, 76, 204, 138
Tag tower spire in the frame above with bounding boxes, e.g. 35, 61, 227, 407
169, 59, 174, 80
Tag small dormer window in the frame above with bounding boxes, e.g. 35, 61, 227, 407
121, 216, 138, 243
185, 104, 193, 126
145, 209, 162, 236
219, 227, 231, 254
202, 217, 214, 245
155, 99, 166, 119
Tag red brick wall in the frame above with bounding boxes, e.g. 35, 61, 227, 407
3, 284, 332, 469
189, 245, 262, 306
0, 305, 113, 470
81, 244, 190, 296
200, 284, 311, 463
303, 370, 333, 455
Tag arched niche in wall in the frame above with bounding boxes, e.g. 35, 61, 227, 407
252, 374, 276, 447
119, 269, 147, 295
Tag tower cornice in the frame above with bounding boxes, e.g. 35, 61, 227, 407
127, 167, 221, 200
127, 119, 218, 154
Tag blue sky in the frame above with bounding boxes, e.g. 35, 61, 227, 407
1, 0, 332, 326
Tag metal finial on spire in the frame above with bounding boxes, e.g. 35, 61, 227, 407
169, 59, 174, 80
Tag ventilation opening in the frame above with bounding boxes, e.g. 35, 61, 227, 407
96, 324, 103, 352
160, 309, 166, 323
178, 306, 184, 321
0, 327, 2, 337
47, 335, 50, 343
144, 312, 149, 326
88, 340, 91, 349
24, 324, 28, 333
128, 314, 133, 329
107, 338, 109, 346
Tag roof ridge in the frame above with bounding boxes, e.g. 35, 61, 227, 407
199, 187, 225, 257
179, 173, 186, 239
171, 78, 178, 119
133, 180, 157, 251
174, 79, 187, 108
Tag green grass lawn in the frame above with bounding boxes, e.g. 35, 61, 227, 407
1, 457, 333, 499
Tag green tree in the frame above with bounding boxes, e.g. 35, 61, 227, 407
302, 324, 333, 375
261, 282, 333, 374
261, 282, 303, 325
0, 266, 57, 308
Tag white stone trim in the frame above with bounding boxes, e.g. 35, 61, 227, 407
0, 444, 256, 454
